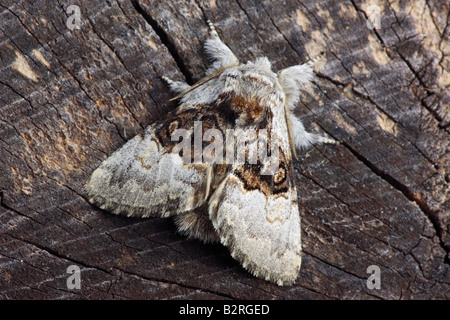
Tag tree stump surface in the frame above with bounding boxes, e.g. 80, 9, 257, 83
0, 0, 448, 299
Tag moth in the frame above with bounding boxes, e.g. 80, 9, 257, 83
85, 21, 336, 286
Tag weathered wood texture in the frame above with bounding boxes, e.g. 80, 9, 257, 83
0, 0, 448, 299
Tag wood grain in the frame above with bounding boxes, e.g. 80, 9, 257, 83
0, 0, 448, 299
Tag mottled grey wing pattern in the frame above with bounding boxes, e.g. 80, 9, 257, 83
208, 138, 302, 286
84, 102, 233, 219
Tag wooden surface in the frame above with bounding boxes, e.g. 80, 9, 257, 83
0, 0, 449, 299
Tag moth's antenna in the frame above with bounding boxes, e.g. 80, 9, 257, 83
169, 65, 238, 101
284, 102, 298, 160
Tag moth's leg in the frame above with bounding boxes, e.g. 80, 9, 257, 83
204, 20, 239, 73
161, 75, 190, 94
278, 54, 335, 149
278, 54, 324, 111
291, 114, 338, 149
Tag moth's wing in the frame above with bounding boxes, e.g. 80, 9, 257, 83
84, 108, 215, 218
208, 149, 301, 286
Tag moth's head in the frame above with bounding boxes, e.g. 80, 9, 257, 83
227, 55, 286, 93
238, 57, 279, 89
224, 57, 285, 126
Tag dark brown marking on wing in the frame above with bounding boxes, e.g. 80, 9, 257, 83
233, 148, 290, 197
151, 97, 236, 163
231, 95, 266, 125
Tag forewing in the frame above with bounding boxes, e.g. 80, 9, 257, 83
85, 106, 229, 218
208, 149, 301, 286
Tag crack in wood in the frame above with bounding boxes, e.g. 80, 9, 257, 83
129, 0, 194, 84
351, 0, 448, 129
341, 142, 449, 264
